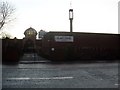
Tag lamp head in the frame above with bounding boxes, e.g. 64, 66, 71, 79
69, 9, 73, 20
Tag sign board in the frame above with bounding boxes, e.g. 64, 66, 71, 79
54, 36, 74, 42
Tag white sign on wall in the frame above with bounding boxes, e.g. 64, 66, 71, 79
54, 36, 74, 42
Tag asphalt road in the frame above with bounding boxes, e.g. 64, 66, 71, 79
2, 53, 119, 88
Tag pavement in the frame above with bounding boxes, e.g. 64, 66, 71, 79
19, 53, 51, 64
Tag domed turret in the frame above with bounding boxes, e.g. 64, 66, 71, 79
24, 27, 37, 38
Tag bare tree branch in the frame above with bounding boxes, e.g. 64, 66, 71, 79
0, 1, 15, 30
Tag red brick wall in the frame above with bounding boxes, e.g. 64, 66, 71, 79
41, 32, 120, 61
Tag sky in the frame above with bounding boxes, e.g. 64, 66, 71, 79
2, 0, 119, 38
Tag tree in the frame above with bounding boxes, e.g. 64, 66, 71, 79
0, 1, 15, 30
0, 31, 12, 39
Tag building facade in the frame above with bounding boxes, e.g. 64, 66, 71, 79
2, 28, 120, 63
41, 32, 120, 61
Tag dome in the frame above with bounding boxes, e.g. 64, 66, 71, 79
24, 27, 37, 36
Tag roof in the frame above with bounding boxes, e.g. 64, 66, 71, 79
24, 27, 37, 35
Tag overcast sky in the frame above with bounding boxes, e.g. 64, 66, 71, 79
3, 0, 119, 38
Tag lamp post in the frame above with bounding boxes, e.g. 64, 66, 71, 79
69, 9, 73, 32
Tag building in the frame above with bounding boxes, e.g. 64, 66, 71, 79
38, 29, 47, 39
2, 28, 120, 63
41, 32, 120, 61
23, 27, 37, 53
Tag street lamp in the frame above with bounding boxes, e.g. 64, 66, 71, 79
69, 9, 73, 32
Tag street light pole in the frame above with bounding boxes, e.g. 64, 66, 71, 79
69, 9, 73, 32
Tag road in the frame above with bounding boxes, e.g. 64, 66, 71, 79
2, 53, 119, 88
